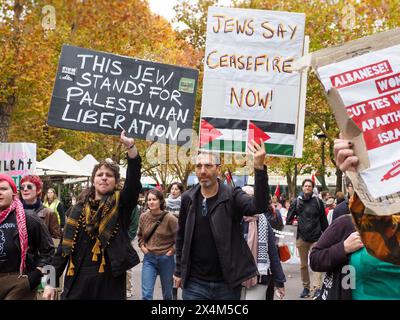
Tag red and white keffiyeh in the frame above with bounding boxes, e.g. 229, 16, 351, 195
0, 197, 28, 274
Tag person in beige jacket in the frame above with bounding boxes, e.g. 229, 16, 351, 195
137, 188, 178, 300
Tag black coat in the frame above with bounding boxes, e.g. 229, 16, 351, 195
175, 167, 269, 288
309, 215, 355, 300
332, 198, 350, 221
286, 194, 328, 243
51, 155, 142, 298
5, 211, 54, 289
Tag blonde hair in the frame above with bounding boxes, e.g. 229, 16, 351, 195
44, 187, 58, 203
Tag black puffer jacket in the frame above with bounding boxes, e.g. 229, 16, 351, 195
175, 167, 268, 288
286, 193, 328, 243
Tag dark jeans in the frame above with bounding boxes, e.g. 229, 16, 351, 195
182, 277, 241, 300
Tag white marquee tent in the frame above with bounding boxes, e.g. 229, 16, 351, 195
37, 149, 91, 177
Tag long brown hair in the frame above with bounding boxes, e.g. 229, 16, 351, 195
145, 189, 166, 211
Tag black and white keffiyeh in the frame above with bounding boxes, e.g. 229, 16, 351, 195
257, 214, 270, 275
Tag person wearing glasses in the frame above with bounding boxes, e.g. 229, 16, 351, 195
173, 139, 269, 300
42, 130, 142, 300
0, 174, 53, 299
20, 175, 62, 240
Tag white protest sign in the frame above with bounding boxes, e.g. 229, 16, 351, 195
273, 225, 300, 264
0, 143, 36, 186
199, 7, 306, 157
318, 45, 400, 198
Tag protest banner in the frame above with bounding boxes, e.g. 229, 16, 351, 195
311, 29, 400, 215
48, 45, 198, 145
199, 7, 307, 157
0, 143, 36, 186
272, 225, 299, 264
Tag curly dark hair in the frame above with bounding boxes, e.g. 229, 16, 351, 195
91, 160, 120, 184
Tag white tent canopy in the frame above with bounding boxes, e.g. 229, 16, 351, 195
78, 154, 99, 173
37, 150, 176, 186
35, 161, 68, 176
39, 149, 91, 177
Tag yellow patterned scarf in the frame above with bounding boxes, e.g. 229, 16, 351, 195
62, 191, 120, 275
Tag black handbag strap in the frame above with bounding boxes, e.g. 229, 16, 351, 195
144, 212, 168, 244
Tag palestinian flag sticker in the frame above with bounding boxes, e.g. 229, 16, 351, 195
248, 120, 296, 156
199, 117, 247, 153
199, 117, 296, 157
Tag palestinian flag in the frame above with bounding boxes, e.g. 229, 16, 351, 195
248, 120, 296, 156
200, 117, 247, 152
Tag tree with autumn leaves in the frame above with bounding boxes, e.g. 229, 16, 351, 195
2, 0, 399, 195
174, 0, 400, 197
0, 0, 203, 188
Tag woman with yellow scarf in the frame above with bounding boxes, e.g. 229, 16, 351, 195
43, 131, 142, 300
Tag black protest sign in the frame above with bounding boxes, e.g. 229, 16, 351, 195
48, 45, 198, 145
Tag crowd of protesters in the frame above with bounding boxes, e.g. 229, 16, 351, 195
1, 131, 399, 301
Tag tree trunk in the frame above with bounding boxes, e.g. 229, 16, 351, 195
0, 102, 13, 142
293, 164, 298, 198
286, 164, 298, 200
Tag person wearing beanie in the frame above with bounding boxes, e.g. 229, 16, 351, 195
20, 175, 61, 240
0, 174, 54, 300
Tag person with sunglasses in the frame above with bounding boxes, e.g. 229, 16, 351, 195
0, 174, 53, 299
20, 175, 62, 240
174, 139, 269, 300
